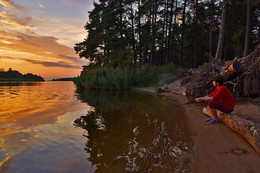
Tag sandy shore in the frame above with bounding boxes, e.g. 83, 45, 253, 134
135, 87, 260, 173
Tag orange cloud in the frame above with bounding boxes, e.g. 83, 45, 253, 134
0, 0, 27, 11
0, 11, 34, 29
20, 59, 82, 69
0, 0, 90, 79
0, 30, 89, 79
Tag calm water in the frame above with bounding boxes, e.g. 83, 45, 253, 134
0, 81, 192, 172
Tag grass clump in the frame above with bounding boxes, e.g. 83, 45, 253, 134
74, 64, 180, 90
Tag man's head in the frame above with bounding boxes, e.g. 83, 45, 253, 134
213, 75, 223, 87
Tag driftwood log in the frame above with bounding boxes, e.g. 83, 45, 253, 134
203, 107, 260, 155
184, 44, 260, 98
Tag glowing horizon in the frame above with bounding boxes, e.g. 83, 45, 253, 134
0, 0, 93, 80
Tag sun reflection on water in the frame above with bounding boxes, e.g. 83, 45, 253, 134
0, 82, 192, 172
0, 81, 90, 172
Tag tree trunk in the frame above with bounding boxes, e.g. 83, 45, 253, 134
119, 0, 123, 49
151, 0, 157, 65
209, 0, 214, 57
166, 0, 174, 65
145, 3, 152, 63
138, 0, 142, 64
130, 3, 137, 64
203, 107, 260, 155
164, 0, 169, 65
173, 0, 178, 63
193, 0, 198, 68
243, 0, 251, 57
161, 1, 167, 65
180, 0, 187, 67
215, 0, 228, 60
258, 21, 260, 44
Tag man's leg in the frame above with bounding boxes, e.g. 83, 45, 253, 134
207, 106, 218, 120
207, 100, 220, 120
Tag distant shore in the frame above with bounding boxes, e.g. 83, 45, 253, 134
0, 79, 45, 82
0, 69, 44, 81
51, 77, 76, 81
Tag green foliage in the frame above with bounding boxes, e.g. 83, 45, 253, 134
75, 0, 260, 69
103, 49, 132, 68
74, 64, 180, 90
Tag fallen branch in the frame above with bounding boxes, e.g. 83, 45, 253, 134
171, 90, 186, 96
203, 107, 260, 155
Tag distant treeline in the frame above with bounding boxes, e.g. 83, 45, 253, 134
0, 68, 44, 81
51, 77, 77, 81
75, 0, 259, 69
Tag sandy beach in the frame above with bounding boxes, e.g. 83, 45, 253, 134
135, 87, 260, 172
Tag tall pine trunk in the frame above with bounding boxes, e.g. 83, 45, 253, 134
243, 0, 251, 57
173, 0, 178, 63
151, 0, 157, 65
130, 3, 137, 63
138, 0, 142, 64
258, 21, 260, 45
161, 0, 169, 65
193, 0, 198, 68
119, 0, 123, 49
166, 0, 174, 65
215, 0, 228, 60
209, 0, 214, 57
145, 2, 152, 63
180, 0, 187, 67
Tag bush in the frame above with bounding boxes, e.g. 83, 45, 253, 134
74, 64, 180, 90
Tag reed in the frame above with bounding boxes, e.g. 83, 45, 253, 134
74, 64, 180, 90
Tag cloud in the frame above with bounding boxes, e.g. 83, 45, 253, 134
29, 16, 87, 47
62, 0, 90, 6
0, 11, 34, 29
0, 30, 88, 70
0, 55, 16, 59
0, 0, 90, 78
0, 30, 20, 40
0, 39, 13, 44
13, 32, 77, 57
0, 0, 27, 11
59, 55, 89, 64
20, 58, 82, 69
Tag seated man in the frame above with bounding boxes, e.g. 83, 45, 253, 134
195, 76, 235, 124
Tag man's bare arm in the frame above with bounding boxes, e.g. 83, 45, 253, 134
195, 96, 213, 102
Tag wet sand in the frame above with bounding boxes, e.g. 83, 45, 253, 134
135, 87, 260, 173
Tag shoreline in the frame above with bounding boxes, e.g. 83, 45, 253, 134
134, 87, 260, 172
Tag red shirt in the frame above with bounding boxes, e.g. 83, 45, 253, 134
208, 85, 235, 111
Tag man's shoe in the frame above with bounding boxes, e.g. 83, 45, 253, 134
206, 118, 213, 122
207, 119, 220, 125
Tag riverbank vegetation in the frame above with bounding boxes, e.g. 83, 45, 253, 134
74, 64, 180, 89
0, 68, 44, 81
74, 0, 259, 91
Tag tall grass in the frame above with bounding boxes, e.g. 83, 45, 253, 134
74, 64, 180, 90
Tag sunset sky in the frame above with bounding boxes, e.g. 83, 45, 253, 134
0, 0, 93, 80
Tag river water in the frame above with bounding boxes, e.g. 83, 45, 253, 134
0, 81, 192, 172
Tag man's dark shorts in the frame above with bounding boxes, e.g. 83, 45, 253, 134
206, 100, 232, 113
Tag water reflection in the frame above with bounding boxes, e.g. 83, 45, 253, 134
0, 81, 44, 86
0, 81, 89, 172
75, 90, 192, 172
